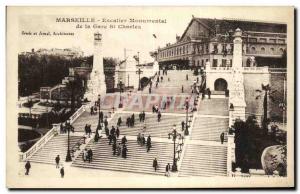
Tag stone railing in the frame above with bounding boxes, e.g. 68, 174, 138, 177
243, 66, 269, 73
19, 124, 59, 162
19, 105, 86, 162
227, 133, 235, 176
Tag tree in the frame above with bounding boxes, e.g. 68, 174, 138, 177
65, 76, 84, 113
255, 84, 276, 133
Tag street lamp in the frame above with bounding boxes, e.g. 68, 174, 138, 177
184, 97, 190, 136
118, 79, 123, 108
168, 125, 182, 172
136, 68, 143, 91
95, 94, 101, 142
65, 119, 74, 162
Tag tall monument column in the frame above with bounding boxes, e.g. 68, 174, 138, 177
84, 32, 106, 101
229, 28, 246, 123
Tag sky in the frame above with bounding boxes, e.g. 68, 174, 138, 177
18, 6, 291, 63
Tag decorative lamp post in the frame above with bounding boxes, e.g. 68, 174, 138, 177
95, 94, 101, 142
184, 97, 190, 136
168, 125, 181, 172
136, 68, 143, 91
118, 79, 123, 108
65, 119, 74, 162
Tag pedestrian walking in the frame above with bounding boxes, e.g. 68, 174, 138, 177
117, 117, 122, 127
146, 135, 152, 152
121, 136, 127, 145
88, 149, 93, 163
122, 145, 128, 159
181, 121, 185, 131
157, 111, 161, 122
116, 127, 120, 138
55, 155, 60, 168
165, 163, 171, 177
207, 88, 211, 99
220, 132, 225, 144
105, 126, 109, 137
25, 161, 31, 175
153, 158, 158, 172
186, 74, 188, 80
60, 167, 64, 178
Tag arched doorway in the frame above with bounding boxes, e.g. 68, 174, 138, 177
140, 77, 149, 89
214, 78, 228, 91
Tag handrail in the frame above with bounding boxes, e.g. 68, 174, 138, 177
19, 104, 86, 162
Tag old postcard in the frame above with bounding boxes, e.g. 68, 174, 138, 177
6, 6, 295, 188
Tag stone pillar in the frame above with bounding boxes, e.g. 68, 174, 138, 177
229, 28, 246, 122
85, 32, 106, 101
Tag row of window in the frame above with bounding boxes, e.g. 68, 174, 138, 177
249, 46, 285, 53
248, 37, 285, 44
159, 44, 191, 58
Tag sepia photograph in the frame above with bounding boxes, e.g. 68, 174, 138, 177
6, 6, 295, 188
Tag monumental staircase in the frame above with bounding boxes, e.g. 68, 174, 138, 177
27, 134, 85, 165
190, 117, 229, 142
179, 144, 227, 177
72, 139, 174, 175
197, 98, 229, 116
149, 70, 198, 95
107, 113, 186, 138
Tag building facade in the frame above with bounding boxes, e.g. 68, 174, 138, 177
157, 17, 287, 69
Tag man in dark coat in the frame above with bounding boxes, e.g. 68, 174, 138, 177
139, 113, 142, 122
126, 117, 130, 127
157, 111, 161, 122
108, 134, 112, 145
90, 106, 94, 115
55, 155, 60, 168
60, 167, 64, 178
152, 105, 156, 113
220, 132, 225, 144
153, 158, 158, 172
207, 88, 211, 99
88, 149, 93, 163
122, 145, 128, 158
142, 111, 146, 121
116, 127, 120, 138
131, 114, 135, 126
110, 126, 116, 136
84, 124, 88, 135
165, 163, 171, 177
121, 136, 127, 145
141, 135, 146, 146
146, 135, 152, 152
117, 117, 122, 127
25, 161, 31, 175
87, 125, 92, 138
181, 121, 185, 131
